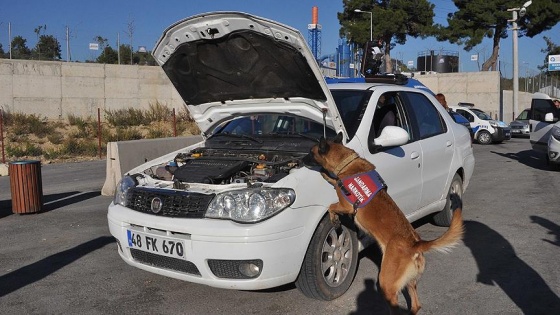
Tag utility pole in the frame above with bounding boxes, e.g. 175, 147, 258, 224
8, 22, 12, 59
117, 33, 121, 65
66, 26, 70, 62
508, 1, 532, 119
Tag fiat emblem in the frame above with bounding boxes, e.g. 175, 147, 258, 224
151, 197, 163, 214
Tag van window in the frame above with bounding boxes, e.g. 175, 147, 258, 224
531, 99, 558, 122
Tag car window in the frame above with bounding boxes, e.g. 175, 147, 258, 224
531, 99, 558, 122
366, 92, 412, 153
402, 92, 446, 140
214, 114, 336, 138
471, 109, 492, 120
330, 89, 372, 140
456, 109, 474, 122
517, 109, 530, 120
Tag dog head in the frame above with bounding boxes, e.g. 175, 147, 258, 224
303, 133, 352, 173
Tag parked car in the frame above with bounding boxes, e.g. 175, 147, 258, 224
449, 104, 511, 144
449, 111, 474, 141
509, 108, 531, 137
529, 93, 560, 170
107, 12, 475, 300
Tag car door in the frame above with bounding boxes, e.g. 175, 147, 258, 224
530, 97, 559, 152
401, 91, 454, 209
354, 91, 422, 215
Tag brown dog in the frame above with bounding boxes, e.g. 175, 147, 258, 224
304, 134, 464, 315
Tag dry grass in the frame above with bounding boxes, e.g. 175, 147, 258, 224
1, 102, 200, 164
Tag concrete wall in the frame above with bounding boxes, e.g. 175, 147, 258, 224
415, 71, 533, 123
0, 59, 185, 119
0, 59, 532, 123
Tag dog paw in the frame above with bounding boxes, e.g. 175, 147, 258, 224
329, 213, 341, 228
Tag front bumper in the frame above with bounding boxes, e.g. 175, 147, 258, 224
548, 134, 560, 164
510, 125, 530, 137
107, 203, 322, 290
491, 127, 511, 142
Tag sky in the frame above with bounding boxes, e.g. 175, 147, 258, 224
1, 0, 558, 76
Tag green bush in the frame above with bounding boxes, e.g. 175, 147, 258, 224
147, 127, 171, 139
6, 142, 43, 157
105, 108, 148, 126
47, 132, 64, 145
146, 101, 172, 122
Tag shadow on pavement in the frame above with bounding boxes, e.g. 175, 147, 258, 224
0, 191, 101, 219
463, 220, 560, 314
530, 215, 560, 247
490, 149, 550, 171
0, 236, 114, 298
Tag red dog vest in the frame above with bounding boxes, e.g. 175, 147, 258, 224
337, 170, 386, 208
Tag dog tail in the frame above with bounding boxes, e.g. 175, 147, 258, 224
415, 207, 464, 254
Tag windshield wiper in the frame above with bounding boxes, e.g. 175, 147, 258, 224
209, 133, 263, 143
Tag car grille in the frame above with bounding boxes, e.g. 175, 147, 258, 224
127, 187, 214, 218
130, 248, 201, 276
510, 125, 525, 129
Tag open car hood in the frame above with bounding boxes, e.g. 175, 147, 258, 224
152, 12, 345, 135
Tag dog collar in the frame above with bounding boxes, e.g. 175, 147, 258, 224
334, 152, 360, 176
337, 170, 387, 212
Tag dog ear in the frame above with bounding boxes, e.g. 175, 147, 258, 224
333, 132, 343, 144
318, 137, 330, 154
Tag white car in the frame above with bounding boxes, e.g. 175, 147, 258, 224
449, 104, 511, 145
529, 93, 560, 170
107, 12, 475, 300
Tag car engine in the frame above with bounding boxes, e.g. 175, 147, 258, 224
145, 147, 307, 185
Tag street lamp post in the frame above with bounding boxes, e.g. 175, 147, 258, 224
508, 1, 532, 120
354, 9, 372, 42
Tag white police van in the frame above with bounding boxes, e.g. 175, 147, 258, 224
449, 103, 511, 145
529, 93, 560, 170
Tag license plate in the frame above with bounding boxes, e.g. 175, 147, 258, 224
127, 230, 186, 259
512, 130, 520, 133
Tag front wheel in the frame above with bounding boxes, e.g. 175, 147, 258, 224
295, 215, 358, 300
432, 173, 463, 227
477, 130, 492, 145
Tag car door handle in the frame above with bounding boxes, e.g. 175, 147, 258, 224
446, 140, 453, 147
411, 151, 420, 160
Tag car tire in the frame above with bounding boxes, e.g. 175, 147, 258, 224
432, 173, 463, 227
295, 214, 358, 300
477, 130, 492, 145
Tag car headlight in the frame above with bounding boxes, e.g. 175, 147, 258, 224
113, 175, 137, 206
551, 126, 560, 141
489, 120, 498, 127
206, 188, 295, 223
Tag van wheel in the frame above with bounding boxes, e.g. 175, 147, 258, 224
477, 131, 492, 145
432, 173, 463, 227
295, 215, 358, 300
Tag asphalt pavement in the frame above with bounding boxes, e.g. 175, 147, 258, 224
0, 138, 559, 315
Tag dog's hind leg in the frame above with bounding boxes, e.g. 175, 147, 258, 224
406, 279, 421, 315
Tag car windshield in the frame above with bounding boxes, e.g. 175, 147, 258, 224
330, 89, 372, 139
471, 109, 493, 120
210, 114, 337, 139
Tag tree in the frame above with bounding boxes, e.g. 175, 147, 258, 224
540, 36, 560, 79
0, 43, 5, 58
338, 0, 435, 73
32, 35, 62, 60
96, 46, 119, 64
11, 36, 31, 59
436, 0, 560, 71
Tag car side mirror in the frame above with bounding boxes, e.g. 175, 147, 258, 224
370, 126, 409, 152
545, 113, 554, 122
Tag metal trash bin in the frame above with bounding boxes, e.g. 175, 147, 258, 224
9, 160, 43, 214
